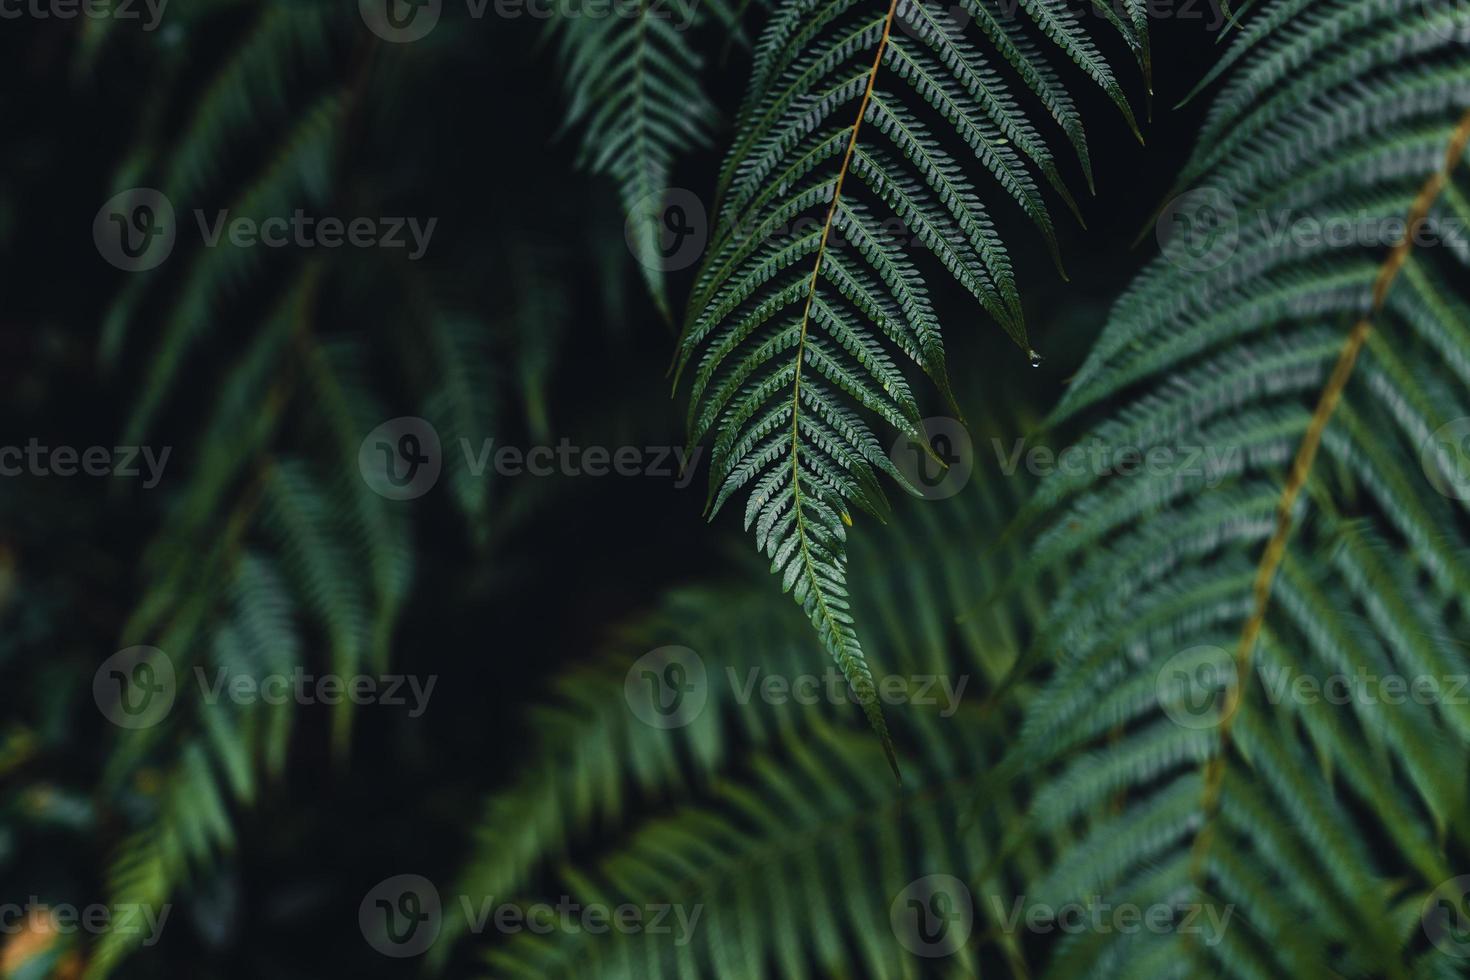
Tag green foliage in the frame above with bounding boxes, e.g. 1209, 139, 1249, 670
553, 0, 738, 318
997, 2, 1470, 976
675, 0, 1145, 766
436, 446, 1051, 976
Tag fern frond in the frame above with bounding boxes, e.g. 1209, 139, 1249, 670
434, 441, 1044, 972
1006, 4, 1470, 975
677, 0, 1141, 759
554, 0, 731, 319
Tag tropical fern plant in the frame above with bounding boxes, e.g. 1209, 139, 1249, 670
674, 0, 1146, 765
72, 6, 519, 975
994, 1, 1470, 975
432, 434, 1059, 976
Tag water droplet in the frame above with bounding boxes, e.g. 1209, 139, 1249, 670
1027, 349, 1043, 368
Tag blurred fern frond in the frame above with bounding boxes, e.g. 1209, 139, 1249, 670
554, 0, 739, 319
996, 2, 1470, 976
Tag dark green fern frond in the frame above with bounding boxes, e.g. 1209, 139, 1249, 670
1002, 3, 1470, 976
675, 0, 1143, 761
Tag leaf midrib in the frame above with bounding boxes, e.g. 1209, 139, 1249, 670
786, 0, 902, 657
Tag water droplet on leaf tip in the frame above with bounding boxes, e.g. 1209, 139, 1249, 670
1027, 349, 1043, 368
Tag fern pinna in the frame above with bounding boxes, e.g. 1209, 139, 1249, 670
999, 1, 1470, 976
675, 0, 1144, 767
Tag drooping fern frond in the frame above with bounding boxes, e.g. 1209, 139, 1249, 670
999, 3, 1470, 975
674, 0, 1144, 764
